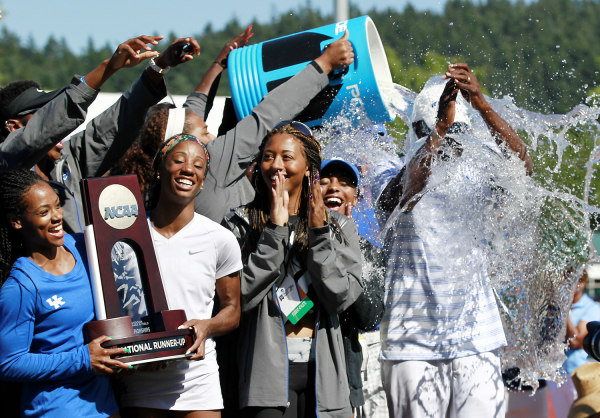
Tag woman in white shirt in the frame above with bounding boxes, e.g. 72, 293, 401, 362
118, 133, 242, 418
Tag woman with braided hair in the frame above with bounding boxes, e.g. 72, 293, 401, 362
222, 122, 363, 418
0, 169, 130, 417
116, 134, 242, 417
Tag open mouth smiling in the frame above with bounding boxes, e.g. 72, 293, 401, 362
324, 196, 344, 210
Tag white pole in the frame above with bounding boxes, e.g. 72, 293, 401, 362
334, 0, 349, 22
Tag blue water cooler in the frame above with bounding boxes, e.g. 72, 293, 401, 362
228, 16, 394, 127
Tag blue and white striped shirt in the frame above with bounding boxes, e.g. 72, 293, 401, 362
380, 149, 507, 360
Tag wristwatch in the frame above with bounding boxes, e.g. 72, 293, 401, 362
148, 58, 170, 75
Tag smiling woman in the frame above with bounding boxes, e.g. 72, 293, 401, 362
116, 133, 243, 417
222, 123, 363, 418
0, 169, 130, 417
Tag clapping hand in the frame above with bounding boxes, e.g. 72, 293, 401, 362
270, 171, 290, 227
308, 172, 326, 228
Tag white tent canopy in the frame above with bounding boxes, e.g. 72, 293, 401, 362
65, 92, 228, 140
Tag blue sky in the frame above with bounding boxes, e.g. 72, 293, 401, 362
0, 0, 449, 53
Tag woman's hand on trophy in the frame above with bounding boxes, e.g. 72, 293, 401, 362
179, 319, 210, 360
88, 335, 131, 374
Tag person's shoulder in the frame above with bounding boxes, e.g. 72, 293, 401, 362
329, 210, 357, 233
3, 260, 37, 294
222, 205, 250, 226
192, 212, 227, 231
191, 212, 239, 240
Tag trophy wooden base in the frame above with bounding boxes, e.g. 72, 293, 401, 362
84, 309, 195, 365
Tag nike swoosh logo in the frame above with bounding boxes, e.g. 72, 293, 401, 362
189, 248, 207, 255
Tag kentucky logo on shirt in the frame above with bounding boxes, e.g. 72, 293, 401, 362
46, 295, 65, 310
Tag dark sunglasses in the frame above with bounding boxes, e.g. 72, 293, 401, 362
273, 120, 314, 138
412, 119, 470, 139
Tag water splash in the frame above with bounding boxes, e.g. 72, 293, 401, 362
317, 83, 600, 390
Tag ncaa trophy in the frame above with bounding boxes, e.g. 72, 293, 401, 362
81, 175, 194, 365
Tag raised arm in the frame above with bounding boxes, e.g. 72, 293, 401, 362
66, 37, 202, 178
0, 36, 161, 170
207, 30, 355, 188
401, 80, 459, 211
445, 63, 533, 174
184, 27, 253, 119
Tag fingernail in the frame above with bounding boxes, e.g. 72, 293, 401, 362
125, 348, 130, 353
309, 194, 313, 199
109, 337, 114, 339
129, 365, 133, 369
178, 325, 184, 329
446, 72, 451, 77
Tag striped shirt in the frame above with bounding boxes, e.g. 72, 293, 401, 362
380, 148, 507, 360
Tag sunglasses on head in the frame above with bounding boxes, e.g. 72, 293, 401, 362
412, 119, 470, 139
273, 120, 314, 138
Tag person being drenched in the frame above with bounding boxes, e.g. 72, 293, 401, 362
379, 63, 533, 418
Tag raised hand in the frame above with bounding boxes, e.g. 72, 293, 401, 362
443, 63, 486, 111
215, 25, 254, 67
155, 37, 201, 69
88, 335, 130, 374
309, 172, 326, 228
106, 35, 163, 73
435, 79, 459, 136
85, 35, 163, 89
270, 171, 290, 226
315, 30, 355, 74
343, 201, 354, 218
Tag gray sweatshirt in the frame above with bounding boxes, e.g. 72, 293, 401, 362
223, 208, 363, 418
192, 62, 330, 223
0, 77, 98, 169
49, 70, 166, 233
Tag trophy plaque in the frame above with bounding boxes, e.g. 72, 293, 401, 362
81, 175, 194, 365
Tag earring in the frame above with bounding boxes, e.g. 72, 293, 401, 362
156, 173, 160, 180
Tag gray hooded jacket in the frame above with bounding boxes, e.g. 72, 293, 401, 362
192, 62, 329, 223
223, 208, 363, 418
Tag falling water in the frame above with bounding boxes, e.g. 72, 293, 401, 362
316, 82, 600, 389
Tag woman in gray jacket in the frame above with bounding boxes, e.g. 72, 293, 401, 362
223, 122, 363, 418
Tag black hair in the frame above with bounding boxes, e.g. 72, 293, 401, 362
0, 80, 41, 141
243, 124, 324, 265
0, 169, 44, 284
